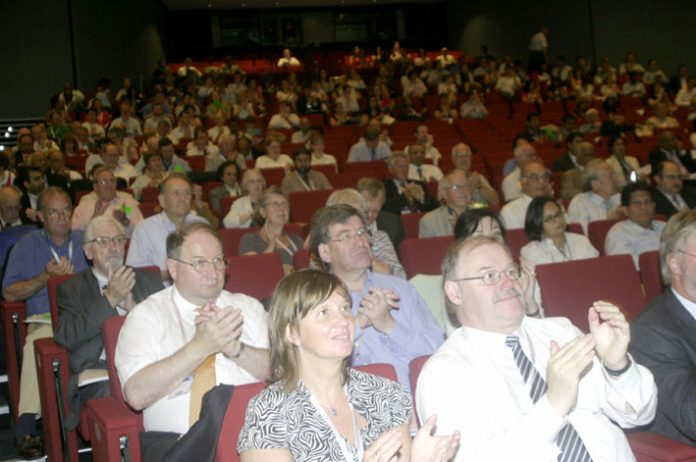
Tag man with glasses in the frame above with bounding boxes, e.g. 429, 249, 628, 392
71, 166, 143, 236
417, 236, 657, 461
501, 160, 552, 229
502, 142, 539, 202
2, 187, 89, 458
631, 210, 696, 445
310, 204, 443, 390
116, 222, 270, 461
652, 161, 696, 220
419, 169, 471, 238
0, 185, 27, 228
54, 216, 163, 431
127, 174, 209, 284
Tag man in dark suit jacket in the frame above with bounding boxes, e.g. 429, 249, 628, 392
649, 131, 696, 175
652, 160, 696, 219
630, 210, 696, 446
382, 152, 439, 215
53, 215, 163, 429
551, 132, 584, 172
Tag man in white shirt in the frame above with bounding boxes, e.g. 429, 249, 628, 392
404, 124, 442, 166
605, 182, 666, 269
110, 101, 142, 138
407, 143, 443, 183
417, 236, 657, 462
277, 48, 301, 68
528, 26, 549, 72
267, 102, 300, 130
501, 161, 551, 229
502, 143, 539, 202
116, 222, 270, 461
568, 159, 624, 233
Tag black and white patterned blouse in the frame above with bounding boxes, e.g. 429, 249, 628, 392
237, 368, 412, 462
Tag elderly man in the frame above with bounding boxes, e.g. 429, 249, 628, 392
117, 222, 270, 461
55, 216, 163, 430
552, 133, 586, 172
383, 152, 439, 215
561, 141, 595, 200
502, 143, 539, 201
407, 143, 443, 183
71, 167, 143, 236
280, 148, 332, 194
48, 150, 83, 184
356, 177, 405, 250
500, 160, 552, 229
417, 236, 657, 461
127, 174, 209, 283
2, 187, 89, 458
419, 169, 471, 238
568, 159, 624, 233
101, 142, 138, 183
631, 210, 696, 445
310, 204, 443, 389
652, 161, 696, 219
451, 143, 499, 207
0, 185, 27, 228
605, 182, 665, 269
347, 130, 391, 163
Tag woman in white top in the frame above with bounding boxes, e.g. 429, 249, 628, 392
255, 138, 294, 171
223, 168, 266, 228
605, 135, 642, 188
521, 197, 599, 305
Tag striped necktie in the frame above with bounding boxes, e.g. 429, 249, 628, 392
506, 336, 592, 462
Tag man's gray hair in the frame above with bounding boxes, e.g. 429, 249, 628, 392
660, 210, 696, 284
326, 188, 368, 220
386, 151, 408, 169
84, 216, 125, 243
581, 159, 607, 192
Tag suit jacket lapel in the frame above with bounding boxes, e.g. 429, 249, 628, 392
665, 289, 696, 354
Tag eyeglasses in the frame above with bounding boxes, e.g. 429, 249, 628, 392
446, 184, 470, 192
87, 235, 128, 248
450, 266, 523, 286
543, 211, 564, 223
43, 207, 72, 217
523, 174, 551, 182
171, 256, 229, 272
328, 228, 372, 245
678, 249, 696, 258
95, 178, 116, 185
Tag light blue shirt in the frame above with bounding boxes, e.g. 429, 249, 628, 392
605, 219, 666, 269
346, 141, 391, 163
350, 271, 444, 391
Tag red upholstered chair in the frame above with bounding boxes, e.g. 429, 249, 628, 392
219, 195, 238, 219
567, 222, 584, 235
293, 249, 310, 270
505, 228, 528, 263
138, 202, 159, 218
213, 381, 267, 462
639, 250, 664, 303
187, 156, 205, 172
86, 316, 143, 462
626, 431, 696, 462
399, 236, 453, 279
353, 363, 398, 382
331, 172, 373, 189
288, 189, 333, 223
258, 167, 286, 187
220, 227, 259, 257
140, 186, 159, 204
225, 253, 285, 301
587, 218, 622, 256
400, 212, 426, 240
0, 300, 27, 418
408, 355, 430, 424
536, 254, 646, 332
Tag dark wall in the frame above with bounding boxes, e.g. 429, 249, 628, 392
446, 0, 695, 73
0, 0, 167, 119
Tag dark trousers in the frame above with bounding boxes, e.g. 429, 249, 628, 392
140, 385, 235, 462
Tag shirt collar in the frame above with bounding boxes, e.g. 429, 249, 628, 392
671, 287, 696, 322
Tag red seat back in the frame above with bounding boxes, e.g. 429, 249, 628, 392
536, 254, 646, 332
505, 228, 528, 263
140, 186, 159, 203
219, 195, 238, 218
588, 218, 622, 256
408, 354, 431, 424
214, 381, 267, 462
400, 212, 426, 240
288, 190, 333, 223
48, 274, 74, 330
399, 236, 454, 278
1, 301, 27, 418
639, 250, 664, 302
225, 253, 285, 301
220, 227, 259, 257
293, 249, 310, 270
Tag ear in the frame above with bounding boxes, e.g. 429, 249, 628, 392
317, 242, 332, 265
83, 244, 93, 261
444, 280, 463, 307
37, 210, 45, 225
284, 324, 301, 346
158, 193, 165, 210
666, 252, 681, 278
166, 258, 177, 282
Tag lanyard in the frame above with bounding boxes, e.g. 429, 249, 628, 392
309, 391, 364, 462
296, 173, 314, 191
46, 236, 73, 263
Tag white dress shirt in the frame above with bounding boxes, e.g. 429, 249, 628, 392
223, 195, 255, 229
567, 191, 621, 234
502, 168, 522, 202
417, 317, 657, 462
408, 164, 443, 182
500, 194, 533, 229
115, 285, 269, 434
255, 154, 293, 171
605, 219, 666, 269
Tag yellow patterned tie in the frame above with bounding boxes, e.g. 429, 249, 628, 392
188, 354, 217, 427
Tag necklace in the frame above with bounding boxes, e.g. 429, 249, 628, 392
323, 404, 338, 416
